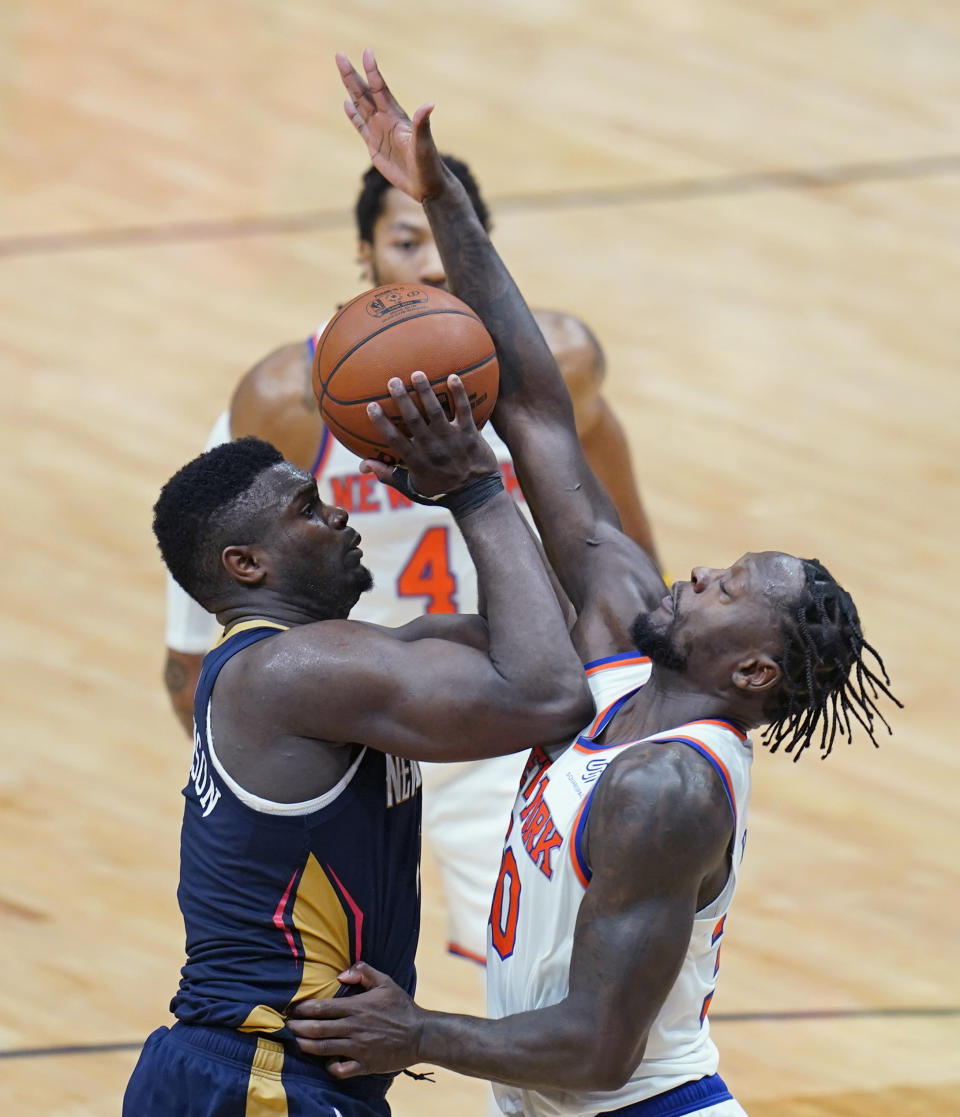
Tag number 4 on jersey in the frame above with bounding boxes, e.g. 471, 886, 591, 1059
397, 526, 458, 613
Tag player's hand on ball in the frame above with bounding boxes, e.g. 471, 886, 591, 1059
287, 961, 423, 1078
361, 372, 499, 499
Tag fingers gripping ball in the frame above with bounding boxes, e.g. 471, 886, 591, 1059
312, 284, 499, 462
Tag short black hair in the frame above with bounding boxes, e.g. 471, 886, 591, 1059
763, 558, 901, 759
354, 154, 492, 242
153, 437, 284, 607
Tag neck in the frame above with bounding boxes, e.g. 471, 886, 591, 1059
615, 665, 755, 740
215, 597, 348, 633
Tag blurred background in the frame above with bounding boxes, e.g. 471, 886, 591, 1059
1, 1, 958, 1113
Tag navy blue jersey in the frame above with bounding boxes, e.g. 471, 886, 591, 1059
172, 621, 421, 1038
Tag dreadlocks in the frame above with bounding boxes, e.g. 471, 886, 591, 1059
762, 558, 901, 760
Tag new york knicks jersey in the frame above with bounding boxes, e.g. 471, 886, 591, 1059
306, 329, 529, 625
173, 621, 422, 1037
486, 653, 753, 1117
166, 332, 528, 649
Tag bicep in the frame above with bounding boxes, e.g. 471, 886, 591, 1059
277, 627, 556, 763
368, 612, 490, 650
563, 754, 731, 1066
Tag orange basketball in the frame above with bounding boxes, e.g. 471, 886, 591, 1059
312, 283, 499, 463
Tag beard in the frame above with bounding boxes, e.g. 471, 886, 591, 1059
280, 558, 374, 621
629, 610, 689, 673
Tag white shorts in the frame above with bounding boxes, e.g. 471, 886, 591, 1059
420, 752, 527, 962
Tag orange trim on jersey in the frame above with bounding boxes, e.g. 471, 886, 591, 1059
667, 734, 737, 817
687, 718, 748, 743
585, 654, 650, 677
569, 795, 593, 888
447, 941, 487, 967
584, 696, 623, 738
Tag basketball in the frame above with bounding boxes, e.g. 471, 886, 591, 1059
312, 283, 499, 462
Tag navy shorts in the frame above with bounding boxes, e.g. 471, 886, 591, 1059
123, 1022, 394, 1117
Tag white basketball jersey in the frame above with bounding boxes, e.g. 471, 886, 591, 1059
486, 653, 753, 1117
307, 324, 529, 625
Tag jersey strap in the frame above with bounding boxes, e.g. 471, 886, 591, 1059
576, 651, 651, 750
196, 622, 288, 724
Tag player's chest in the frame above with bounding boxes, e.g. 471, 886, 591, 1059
507, 746, 613, 882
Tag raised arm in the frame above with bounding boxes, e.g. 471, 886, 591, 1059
243, 373, 592, 762
535, 309, 662, 567
336, 50, 665, 651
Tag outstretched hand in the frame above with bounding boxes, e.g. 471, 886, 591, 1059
336, 48, 447, 203
287, 962, 423, 1078
360, 371, 499, 498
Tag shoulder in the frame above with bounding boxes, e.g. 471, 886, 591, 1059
229, 341, 321, 469
532, 309, 603, 365
532, 309, 606, 420
587, 741, 733, 876
219, 620, 404, 707
230, 341, 313, 414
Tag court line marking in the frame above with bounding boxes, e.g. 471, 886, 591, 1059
1, 1007, 956, 1060
0, 153, 957, 260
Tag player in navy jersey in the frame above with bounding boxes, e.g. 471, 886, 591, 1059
123, 372, 592, 1117
287, 51, 900, 1117
162, 149, 664, 986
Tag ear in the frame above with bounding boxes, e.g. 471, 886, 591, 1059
357, 240, 374, 284
221, 545, 267, 587
732, 654, 782, 695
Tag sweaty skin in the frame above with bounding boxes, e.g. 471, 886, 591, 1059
163, 186, 660, 735
286, 50, 800, 1101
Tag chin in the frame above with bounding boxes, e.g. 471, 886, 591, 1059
630, 610, 688, 674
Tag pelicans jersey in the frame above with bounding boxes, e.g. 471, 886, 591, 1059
486, 653, 752, 1117
173, 621, 421, 1032
163, 330, 532, 964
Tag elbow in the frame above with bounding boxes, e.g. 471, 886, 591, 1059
579, 1045, 645, 1093
529, 682, 592, 742
557, 675, 594, 735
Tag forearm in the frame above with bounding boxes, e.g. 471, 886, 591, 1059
579, 400, 662, 568
417, 1001, 630, 1092
454, 490, 584, 702
163, 649, 203, 737
424, 177, 571, 420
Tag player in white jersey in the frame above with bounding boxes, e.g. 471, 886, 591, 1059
484, 650, 753, 1116
287, 52, 900, 1116
163, 156, 662, 970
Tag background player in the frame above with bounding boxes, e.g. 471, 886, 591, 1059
125, 373, 592, 1116
163, 155, 663, 972
287, 50, 900, 1117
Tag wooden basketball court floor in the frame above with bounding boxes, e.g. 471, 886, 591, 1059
1, 2, 958, 1113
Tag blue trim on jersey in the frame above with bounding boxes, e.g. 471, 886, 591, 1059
599, 1073, 733, 1116
583, 650, 644, 672
572, 784, 598, 884
662, 736, 736, 821
306, 334, 317, 360
311, 424, 332, 478
576, 687, 643, 748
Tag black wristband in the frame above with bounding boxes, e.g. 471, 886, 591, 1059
437, 472, 505, 518
389, 467, 441, 507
